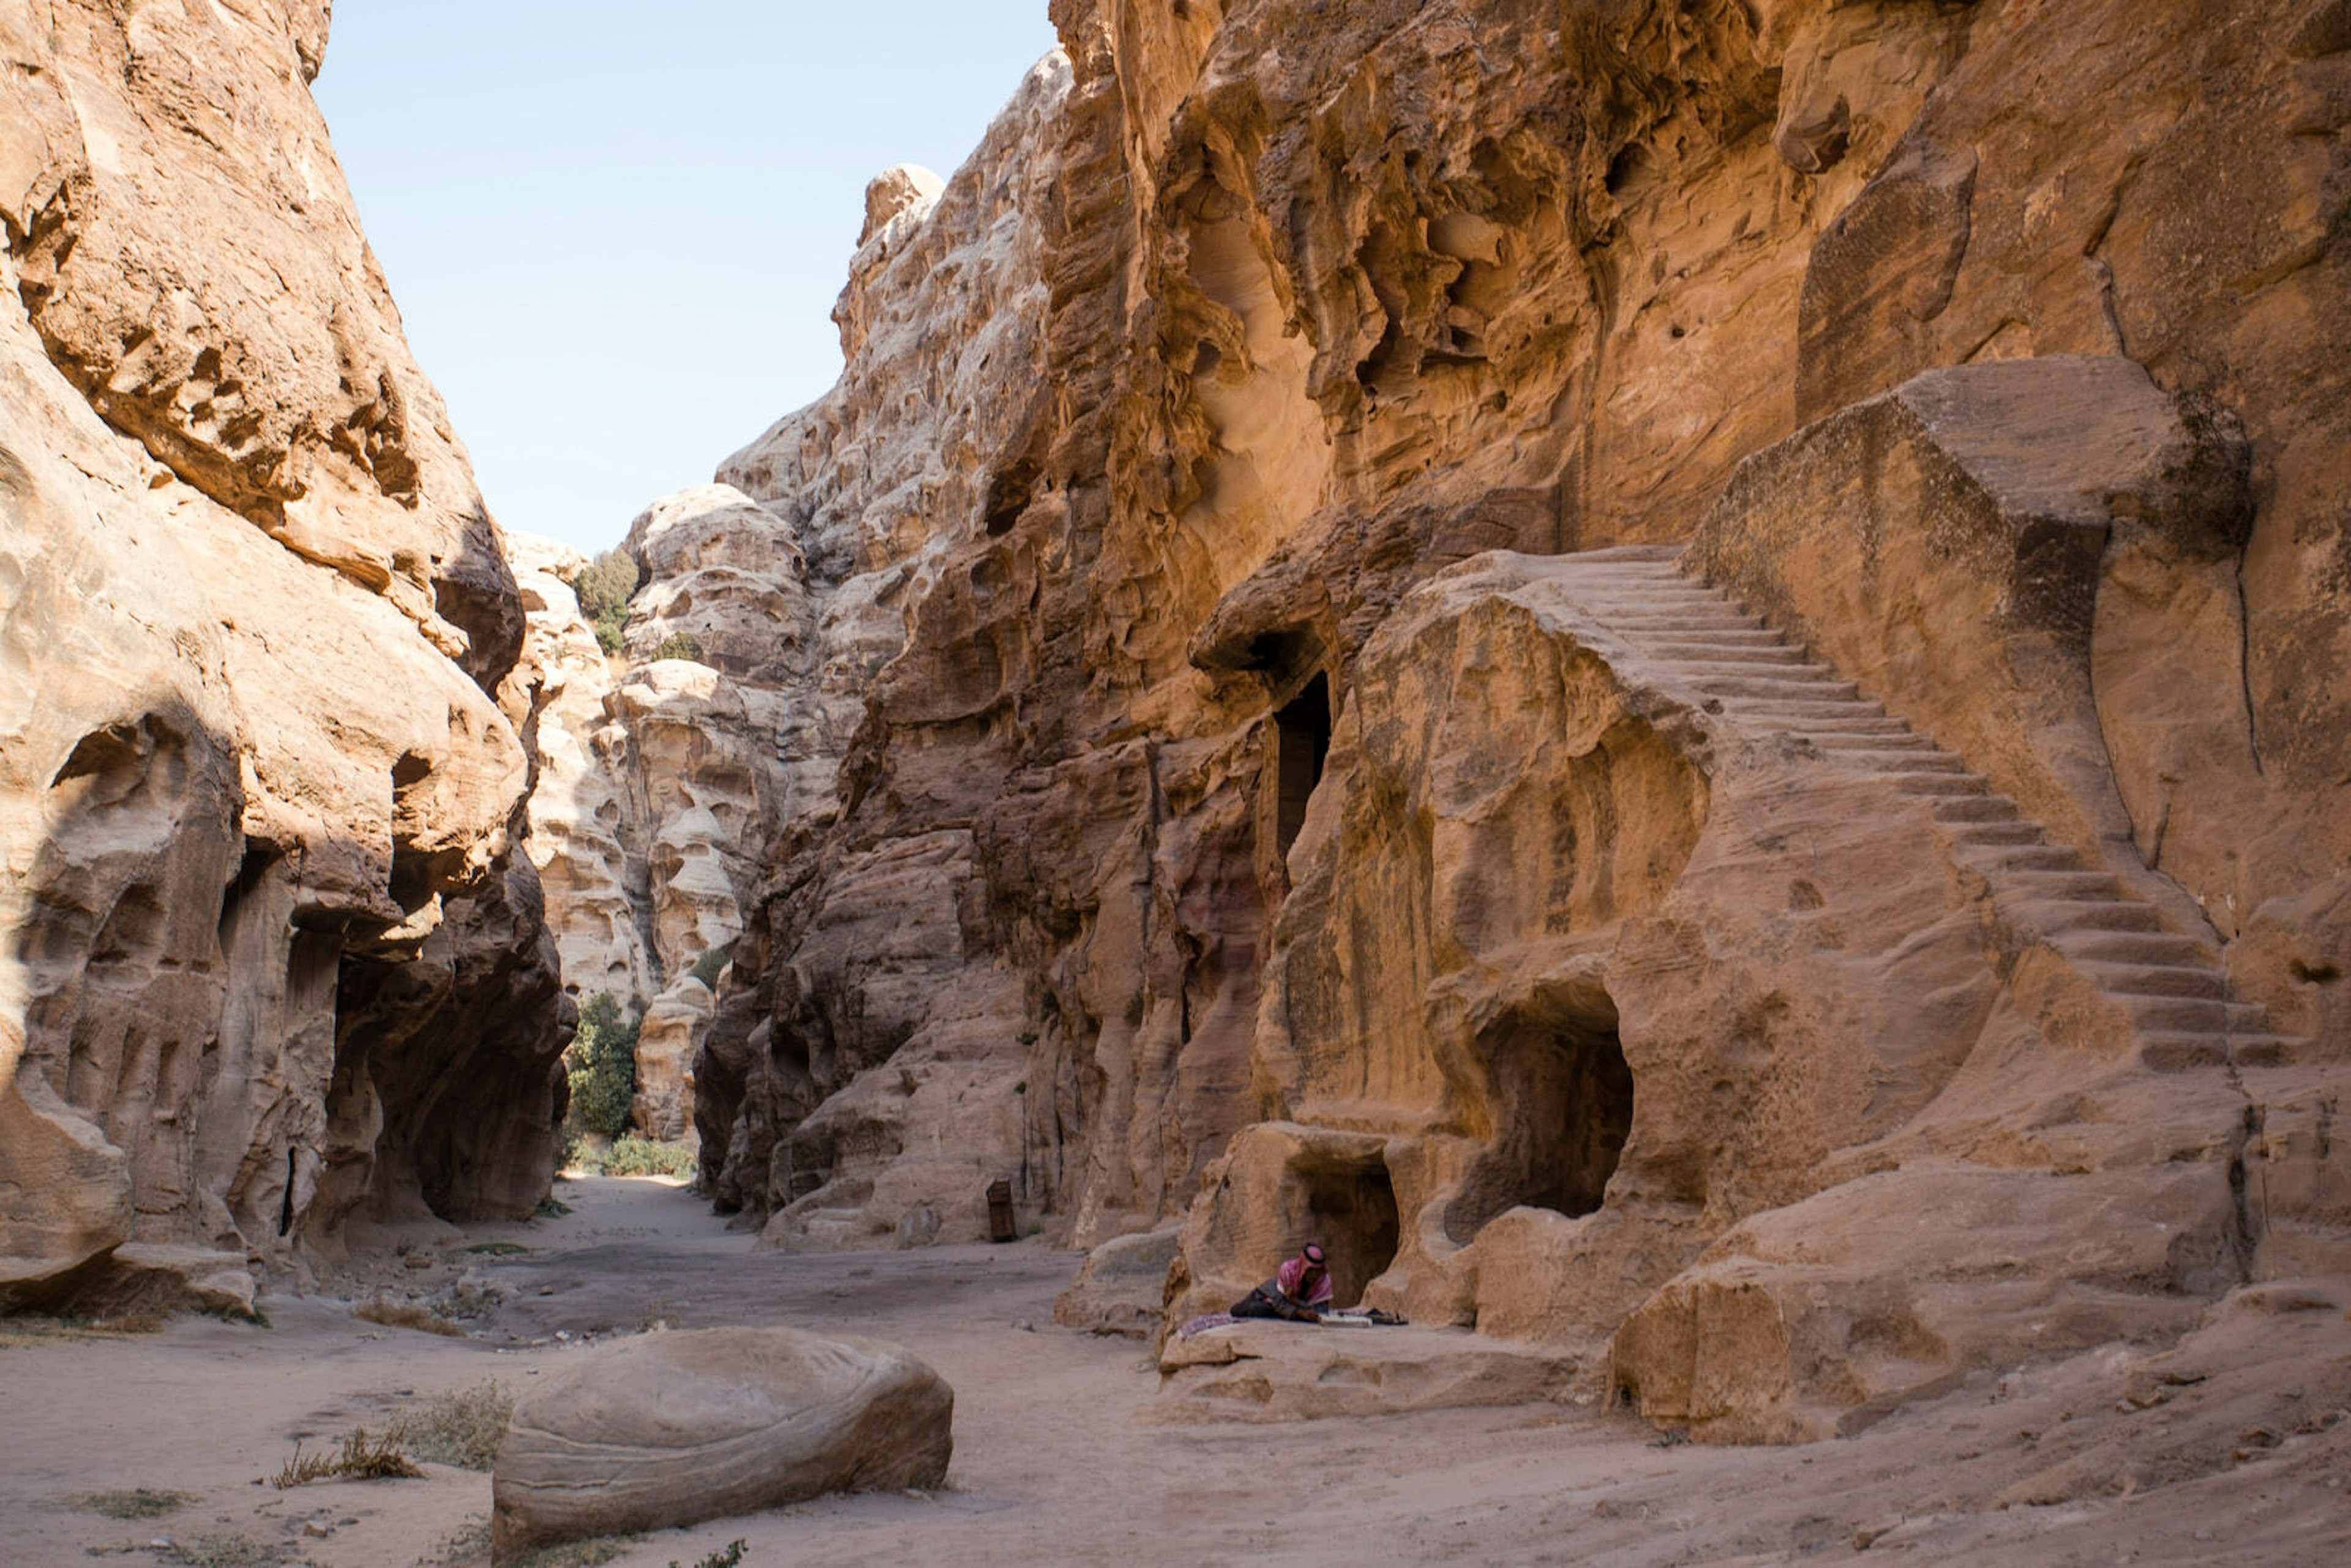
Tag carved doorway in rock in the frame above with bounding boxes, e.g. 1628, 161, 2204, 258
1272, 672, 1332, 858
1289, 1142, 1400, 1307
1447, 990, 1635, 1241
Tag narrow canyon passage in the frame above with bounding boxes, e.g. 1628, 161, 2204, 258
5, 0, 2349, 1561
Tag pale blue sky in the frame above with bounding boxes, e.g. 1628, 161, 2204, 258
313, 2, 1060, 552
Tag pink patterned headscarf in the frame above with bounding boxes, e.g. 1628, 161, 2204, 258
1278, 1247, 1334, 1306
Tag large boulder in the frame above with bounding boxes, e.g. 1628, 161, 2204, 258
490, 1326, 953, 1561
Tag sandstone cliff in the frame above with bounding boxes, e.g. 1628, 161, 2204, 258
509, 481, 820, 1142
509, 533, 654, 1011
661, 0, 2346, 1436
0, 1, 565, 1313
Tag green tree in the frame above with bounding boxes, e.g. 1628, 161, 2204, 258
574, 550, 639, 656
688, 943, 732, 988
565, 992, 640, 1138
653, 630, 704, 663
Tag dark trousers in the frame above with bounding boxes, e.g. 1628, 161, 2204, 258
1232, 1285, 1314, 1321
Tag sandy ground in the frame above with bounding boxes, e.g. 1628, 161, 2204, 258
4, 1176, 2349, 1567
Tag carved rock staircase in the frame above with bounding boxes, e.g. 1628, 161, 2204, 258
1550, 546, 2302, 1073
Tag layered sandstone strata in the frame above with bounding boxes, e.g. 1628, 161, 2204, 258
670, 0, 2347, 1435
0, 1, 565, 1310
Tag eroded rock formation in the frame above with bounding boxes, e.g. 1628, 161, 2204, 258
511, 484, 818, 1139
666, 0, 2350, 1436
509, 533, 654, 1007
0, 1, 565, 1310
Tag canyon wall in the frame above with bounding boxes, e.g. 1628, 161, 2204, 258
644, 0, 2349, 1432
0, 0, 565, 1313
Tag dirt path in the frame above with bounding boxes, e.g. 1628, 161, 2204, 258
4, 1176, 2346, 1566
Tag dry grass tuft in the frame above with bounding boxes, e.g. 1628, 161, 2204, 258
70, 1487, 198, 1519
352, 1294, 468, 1338
384, 1379, 514, 1469
271, 1427, 422, 1488
435, 1281, 504, 1322
418, 1515, 493, 1564
0, 1310, 167, 1347
152, 1534, 290, 1567
512, 1537, 640, 1568
670, 1541, 749, 1568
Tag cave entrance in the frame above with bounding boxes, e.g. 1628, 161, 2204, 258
1273, 672, 1331, 858
1291, 1143, 1399, 1307
1446, 995, 1635, 1242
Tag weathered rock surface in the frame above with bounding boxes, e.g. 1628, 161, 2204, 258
1, 1, 565, 1308
632, 977, 713, 1139
1692, 354, 2260, 935
696, 64, 1087, 1244
1053, 1223, 1182, 1337
1152, 1320, 1580, 1424
490, 1326, 953, 1561
1177, 531, 2332, 1435
619, 0, 2350, 1437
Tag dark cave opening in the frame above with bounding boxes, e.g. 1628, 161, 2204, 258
983, 456, 1038, 536
278, 1145, 296, 1237
1273, 671, 1332, 859
1292, 1144, 1400, 1308
1447, 999, 1635, 1242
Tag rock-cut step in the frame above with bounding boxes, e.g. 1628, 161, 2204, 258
2079, 962, 2226, 999
2055, 928, 2221, 967
2003, 898, 2163, 934
1693, 675, 1869, 703
1543, 549, 2303, 1076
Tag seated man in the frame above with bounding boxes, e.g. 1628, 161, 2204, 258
1230, 1242, 1335, 1322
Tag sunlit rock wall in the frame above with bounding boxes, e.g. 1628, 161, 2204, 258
0, 1, 566, 1311
509, 533, 653, 1008
636, 0, 2351, 1438
511, 483, 817, 1140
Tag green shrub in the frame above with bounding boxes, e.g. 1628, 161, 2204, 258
565, 993, 639, 1139
574, 550, 638, 655
688, 943, 731, 989
653, 629, 704, 662
604, 1136, 697, 1179
574, 549, 637, 621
